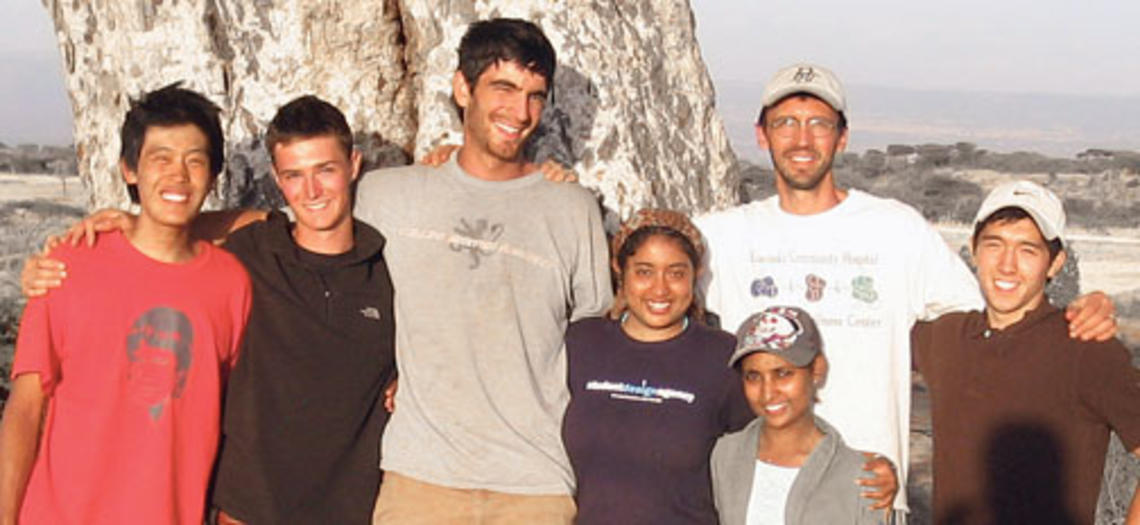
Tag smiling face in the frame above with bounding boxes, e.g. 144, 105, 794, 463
972, 216, 1066, 329
618, 233, 696, 343
122, 123, 214, 230
740, 352, 825, 432
272, 134, 360, 250
453, 60, 548, 172
756, 95, 848, 193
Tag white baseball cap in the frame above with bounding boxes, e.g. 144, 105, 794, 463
761, 63, 847, 113
974, 180, 1066, 244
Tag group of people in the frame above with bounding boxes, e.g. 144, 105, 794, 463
0, 15, 1137, 525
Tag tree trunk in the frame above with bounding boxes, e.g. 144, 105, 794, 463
43, 0, 740, 218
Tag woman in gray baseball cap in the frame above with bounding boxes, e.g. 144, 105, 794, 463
711, 306, 888, 525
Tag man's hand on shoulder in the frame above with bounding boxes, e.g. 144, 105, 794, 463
192, 209, 269, 245
538, 159, 578, 183
20, 254, 65, 298
1065, 291, 1117, 342
20, 208, 134, 298
418, 144, 460, 167
64, 208, 136, 248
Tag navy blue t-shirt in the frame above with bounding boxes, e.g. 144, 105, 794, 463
563, 317, 753, 524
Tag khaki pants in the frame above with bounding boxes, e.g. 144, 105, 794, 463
372, 472, 576, 525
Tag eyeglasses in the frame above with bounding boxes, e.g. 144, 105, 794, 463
766, 116, 838, 138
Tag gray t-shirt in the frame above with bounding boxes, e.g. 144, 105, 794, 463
354, 159, 613, 495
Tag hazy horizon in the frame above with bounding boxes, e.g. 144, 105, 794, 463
718, 80, 1140, 163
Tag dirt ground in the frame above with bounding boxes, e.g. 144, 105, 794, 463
0, 173, 88, 205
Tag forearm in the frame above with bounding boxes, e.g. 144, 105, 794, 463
192, 208, 268, 244
0, 392, 46, 523
1127, 448, 1140, 525
1127, 479, 1140, 525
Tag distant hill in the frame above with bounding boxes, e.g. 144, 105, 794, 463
738, 143, 1140, 231
0, 143, 77, 175
715, 80, 1140, 162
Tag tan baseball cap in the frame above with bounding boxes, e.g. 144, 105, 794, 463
974, 180, 1066, 244
761, 63, 847, 113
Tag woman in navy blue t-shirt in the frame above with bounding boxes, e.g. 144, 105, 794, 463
562, 209, 754, 524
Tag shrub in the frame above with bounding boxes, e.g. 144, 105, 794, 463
860, 149, 887, 178
916, 144, 952, 168
738, 160, 775, 203
887, 144, 916, 156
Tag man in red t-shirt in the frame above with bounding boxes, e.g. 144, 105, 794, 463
0, 84, 251, 525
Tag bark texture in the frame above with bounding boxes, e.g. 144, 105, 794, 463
44, 0, 739, 218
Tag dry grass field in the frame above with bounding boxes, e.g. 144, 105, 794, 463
0, 174, 87, 295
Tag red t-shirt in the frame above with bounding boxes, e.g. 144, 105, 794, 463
12, 231, 251, 524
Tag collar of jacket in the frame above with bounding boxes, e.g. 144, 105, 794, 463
728, 415, 852, 523
262, 209, 384, 267
781, 416, 847, 523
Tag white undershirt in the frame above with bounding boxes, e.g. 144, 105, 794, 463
745, 459, 800, 525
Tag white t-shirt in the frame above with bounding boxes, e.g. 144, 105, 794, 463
745, 460, 800, 525
696, 190, 981, 512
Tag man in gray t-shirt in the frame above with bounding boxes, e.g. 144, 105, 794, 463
358, 18, 612, 524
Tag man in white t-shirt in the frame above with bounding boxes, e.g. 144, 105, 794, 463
696, 63, 1118, 521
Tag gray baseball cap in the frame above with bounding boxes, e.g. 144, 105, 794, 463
729, 306, 823, 368
761, 63, 847, 113
974, 180, 1066, 244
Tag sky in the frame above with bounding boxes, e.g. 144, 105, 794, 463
0, 1, 70, 146
690, 0, 1140, 96
3, 1, 1140, 153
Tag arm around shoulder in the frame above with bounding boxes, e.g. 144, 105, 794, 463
192, 208, 268, 245
1126, 452, 1140, 525
1077, 339, 1140, 448
1063, 291, 1118, 342
568, 194, 613, 321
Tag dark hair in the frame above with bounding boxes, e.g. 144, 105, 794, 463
120, 83, 225, 202
972, 206, 1063, 262
756, 92, 848, 132
458, 18, 556, 90
615, 226, 706, 321
265, 95, 354, 161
